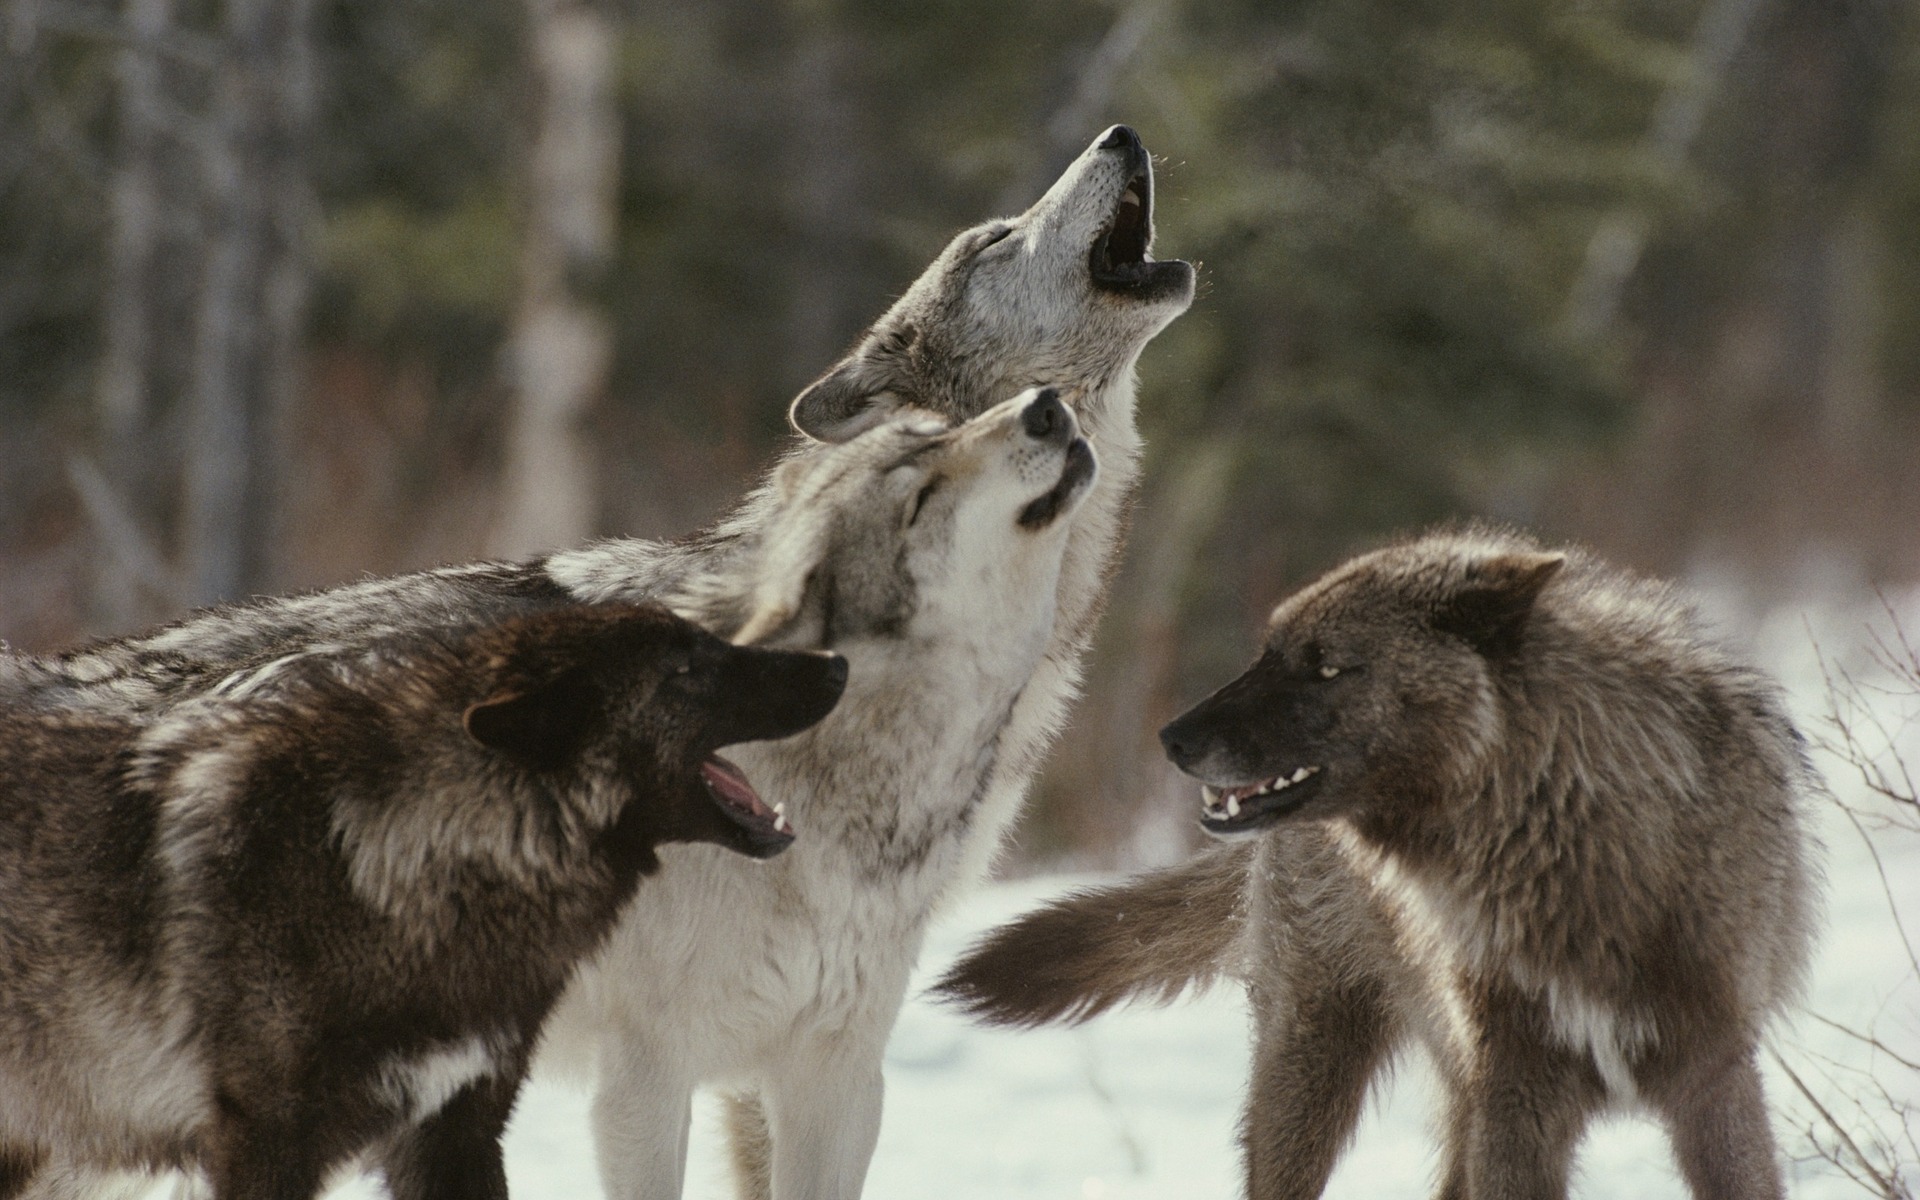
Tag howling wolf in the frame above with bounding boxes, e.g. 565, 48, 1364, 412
28, 123, 1191, 1199
0, 604, 844, 1200
939, 528, 1820, 1200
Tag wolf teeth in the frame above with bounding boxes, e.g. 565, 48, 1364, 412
1121, 187, 1142, 207
1202, 768, 1321, 820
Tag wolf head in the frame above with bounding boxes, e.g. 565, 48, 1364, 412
146, 606, 847, 922
790, 125, 1194, 443
730, 386, 1098, 657
456, 605, 846, 860
1159, 530, 1566, 837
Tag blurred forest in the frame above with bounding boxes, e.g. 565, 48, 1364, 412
4, 0, 1918, 865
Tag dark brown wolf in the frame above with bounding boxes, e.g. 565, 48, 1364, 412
0, 603, 844, 1200
939, 527, 1819, 1200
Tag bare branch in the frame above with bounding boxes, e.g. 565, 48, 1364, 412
1768, 1047, 1907, 1199
65, 453, 183, 607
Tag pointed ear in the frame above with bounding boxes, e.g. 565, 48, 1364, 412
790, 349, 908, 443
732, 507, 834, 647
463, 668, 600, 771
1433, 552, 1566, 655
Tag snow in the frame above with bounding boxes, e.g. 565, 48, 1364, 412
225, 584, 1920, 1198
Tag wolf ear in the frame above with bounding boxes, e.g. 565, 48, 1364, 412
464, 668, 600, 771
1433, 551, 1566, 656
791, 325, 924, 443
790, 364, 903, 443
732, 505, 834, 647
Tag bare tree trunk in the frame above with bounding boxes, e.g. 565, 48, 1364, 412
258, 0, 316, 590
1561, 0, 1772, 339
491, 0, 618, 559
183, 0, 313, 607
89, 0, 173, 628
782, 19, 862, 390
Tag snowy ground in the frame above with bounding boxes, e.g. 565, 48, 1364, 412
203, 581, 1920, 1199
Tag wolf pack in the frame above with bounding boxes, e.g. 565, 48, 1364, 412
0, 125, 1821, 1200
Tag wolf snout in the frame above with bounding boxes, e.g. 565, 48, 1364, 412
718, 647, 849, 745
1021, 388, 1072, 445
1158, 712, 1223, 777
1097, 124, 1141, 152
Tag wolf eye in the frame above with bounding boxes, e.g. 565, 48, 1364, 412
908, 479, 941, 525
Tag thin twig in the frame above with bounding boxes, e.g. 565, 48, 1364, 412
1769, 1047, 1904, 1198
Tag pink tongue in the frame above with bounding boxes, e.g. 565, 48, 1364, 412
701, 757, 772, 819
1223, 780, 1269, 803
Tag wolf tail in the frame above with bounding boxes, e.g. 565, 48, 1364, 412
933, 842, 1252, 1027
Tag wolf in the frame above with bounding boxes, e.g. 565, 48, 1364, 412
29, 122, 1191, 1199
0, 602, 845, 1200
939, 527, 1820, 1200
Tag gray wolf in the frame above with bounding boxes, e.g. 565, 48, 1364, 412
30, 122, 1190, 1199
939, 527, 1820, 1200
0, 603, 844, 1200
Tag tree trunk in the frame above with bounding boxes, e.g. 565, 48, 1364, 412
182, 0, 314, 607
89, 0, 173, 629
491, 0, 618, 559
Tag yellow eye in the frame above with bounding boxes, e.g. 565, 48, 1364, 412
1318, 665, 1341, 679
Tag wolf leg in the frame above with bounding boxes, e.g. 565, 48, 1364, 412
1241, 980, 1398, 1200
1456, 1000, 1602, 1200
763, 1037, 885, 1200
204, 1112, 325, 1200
1657, 1047, 1786, 1200
378, 1071, 522, 1200
1432, 1068, 1474, 1200
590, 1035, 694, 1200
0, 1146, 38, 1200
721, 1091, 773, 1200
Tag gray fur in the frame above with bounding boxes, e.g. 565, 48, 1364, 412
940, 527, 1821, 1200
21, 125, 1190, 1200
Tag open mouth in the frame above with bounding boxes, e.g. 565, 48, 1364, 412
700, 755, 795, 848
1016, 437, 1096, 530
1198, 766, 1322, 835
1089, 169, 1154, 291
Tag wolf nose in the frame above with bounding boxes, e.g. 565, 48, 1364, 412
1098, 125, 1141, 152
1159, 724, 1190, 765
822, 652, 849, 691
1021, 388, 1070, 443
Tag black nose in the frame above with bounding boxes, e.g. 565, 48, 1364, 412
1098, 125, 1141, 152
1159, 719, 1197, 770
823, 652, 849, 691
1021, 388, 1069, 443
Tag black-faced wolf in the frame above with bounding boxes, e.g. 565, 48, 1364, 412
0, 604, 844, 1200
25, 123, 1190, 1200
940, 527, 1819, 1200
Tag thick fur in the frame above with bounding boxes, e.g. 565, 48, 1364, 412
0, 604, 845, 1200
940, 842, 1253, 1028
26, 125, 1192, 1200
939, 527, 1820, 1200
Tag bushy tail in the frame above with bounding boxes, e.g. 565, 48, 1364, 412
933, 842, 1252, 1027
